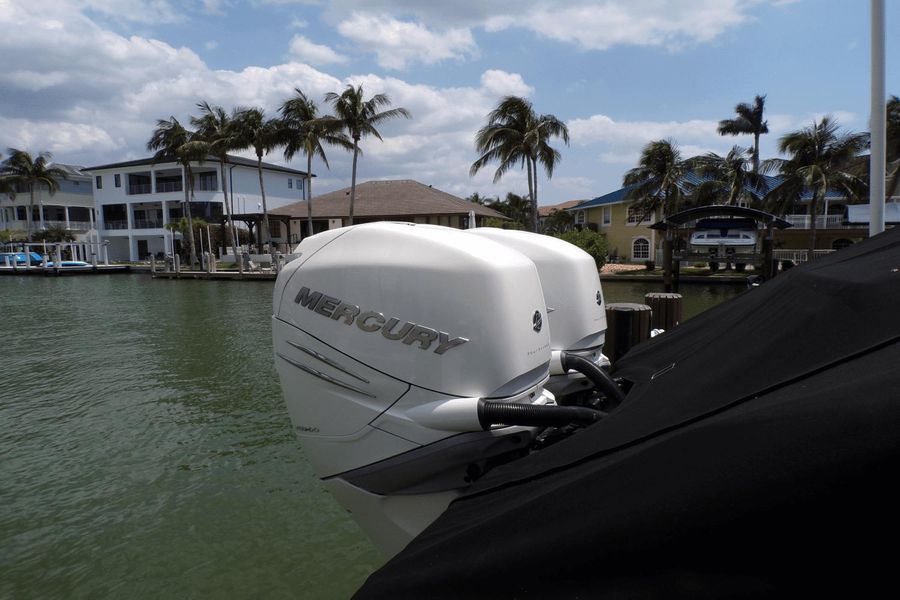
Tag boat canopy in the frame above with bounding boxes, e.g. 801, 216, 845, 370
356, 227, 900, 597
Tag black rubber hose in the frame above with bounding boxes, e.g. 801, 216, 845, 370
561, 352, 627, 410
477, 399, 602, 429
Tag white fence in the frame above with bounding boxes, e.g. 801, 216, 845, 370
773, 249, 835, 264
782, 214, 850, 229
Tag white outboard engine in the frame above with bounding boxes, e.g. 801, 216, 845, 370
465, 228, 618, 406
273, 223, 615, 557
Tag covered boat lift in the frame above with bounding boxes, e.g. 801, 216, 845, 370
650, 205, 791, 291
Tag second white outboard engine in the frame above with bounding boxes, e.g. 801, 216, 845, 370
466, 228, 622, 409
273, 223, 619, 557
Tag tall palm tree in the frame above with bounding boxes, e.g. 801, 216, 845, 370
324, 85, 411, 225
623, 139, 687, 220
0, 152, 16, 199
280, 88, 352, 237
763, 116, 868, 257
886, 95, 900, 201
147, 116, 201, 266
191, 101, 242, 271
718, 94, 769, 174
233, 107, 283, 254
691, 145, 769, 206
1, 149, 68, 241
470, 96, 569, 232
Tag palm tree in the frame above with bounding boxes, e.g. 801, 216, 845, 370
324, 85, 411, 225
191, 102, 242, 271
0, 149, 68, 242
0, 151, 16, 199
470, 96, 569, 232
233, 107, 283, 254
717, 94, 769, 174
763, 116, 868, 257
886, 95, 900, 201
623, 139, 687, 221
147, 116, 201, 266
691, 146, 769, 206
280, 88, 352, 237
488, 192, 532, 229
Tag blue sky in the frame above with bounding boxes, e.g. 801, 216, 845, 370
1, 0, 897, 204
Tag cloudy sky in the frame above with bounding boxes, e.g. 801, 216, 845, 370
1, 0, 897, 204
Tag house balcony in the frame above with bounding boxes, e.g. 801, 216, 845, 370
133, 219, 164, 229
128, 183, 152, 195
104, 220, 129, 230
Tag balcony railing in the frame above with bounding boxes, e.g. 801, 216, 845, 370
773, 249, 836, 264
156, 181, 183, 193
104, 220, 129, 230
128, 183, 152, 195
37, 220, 93, 231
133, 219, 164, 229
782, 214, 852, 229
197, 180, 218, 192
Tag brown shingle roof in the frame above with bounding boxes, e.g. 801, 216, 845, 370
269, 180, 507, 220
539, 200, 584, 217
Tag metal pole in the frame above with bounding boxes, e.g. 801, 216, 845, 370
870, 0, 886, 236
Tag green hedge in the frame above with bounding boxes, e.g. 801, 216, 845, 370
556, 229, 608, 269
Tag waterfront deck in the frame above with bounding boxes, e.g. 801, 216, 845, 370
151, 270, 277, 281
0, 265, 132, 276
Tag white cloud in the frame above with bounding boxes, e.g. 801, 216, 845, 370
336, 13, 477, 70
323, 0, 778, 52
480, 70, 534, 98
288, 35, 348, 65
204, 40, 219, 51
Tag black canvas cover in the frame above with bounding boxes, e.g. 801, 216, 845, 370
356, 227, 900, 598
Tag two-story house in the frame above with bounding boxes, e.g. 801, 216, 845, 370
0, 163, 97, 240
85, 155, 308, 261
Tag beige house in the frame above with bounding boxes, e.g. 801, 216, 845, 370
260, 180, 507, 246
567, 186, 659, 263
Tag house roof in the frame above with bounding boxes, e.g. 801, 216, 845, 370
85, 154, 310, 176
539, 200, 583, 217
572, 170, 857, 211
268, 180, 508, 220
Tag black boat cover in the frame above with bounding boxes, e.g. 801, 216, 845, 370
356, 227, 900, 598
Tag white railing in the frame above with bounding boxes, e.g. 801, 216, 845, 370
133, 219, 164, 229
773, 249, 836, 263
128, 183, 152, 195
782, 214, 852, 229
104, 220, 129, 230
155, 181, 183, 193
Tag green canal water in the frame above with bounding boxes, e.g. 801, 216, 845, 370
0, 275, 742, 599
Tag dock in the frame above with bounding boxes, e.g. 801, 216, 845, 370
0, 265, 132, 276
151, 270, 276, 281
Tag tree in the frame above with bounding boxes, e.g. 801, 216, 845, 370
691, 146, 769, 206
886, 95, 900, 201
280, 88, 352, 238
33, 224, 75, 243
324, 85, 411, 225
147, 116, 202, 266
191, 102, 242, 271
165, 217, 209, 262
470, 96, 569, 232
0, 151, 16, 199
541, 208, 575, 235
717, 94, 769, 174
0, 149, 68, 242
487, 192, 531, 229
557, 229, 608, 269
233, 107, 283, 253
623, 139, 687, 220
763, 116, 868, 257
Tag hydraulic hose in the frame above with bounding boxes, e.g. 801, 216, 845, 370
477, 399, 602, 429
561, 351, 627, 410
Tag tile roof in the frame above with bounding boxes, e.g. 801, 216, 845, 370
539, 200, 583, 216
268, 180, 508, 220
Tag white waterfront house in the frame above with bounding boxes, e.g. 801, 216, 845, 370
85, 155, 308, 261
0, 163, 98, 240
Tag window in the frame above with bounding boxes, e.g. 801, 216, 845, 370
270, 220, 281, 237
632, 238, 650, 260
95, 175, 102, 189
602, 206, 611, 225
574, 211, 585, 225
288, 178, 293, 189
114, 174, 121, 188
626, 206, 650, 224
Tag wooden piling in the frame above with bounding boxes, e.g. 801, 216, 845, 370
604, 302, 652, 365
645, 292, 683, 331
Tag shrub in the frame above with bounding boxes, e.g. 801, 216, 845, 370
556, 229, 608, 269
